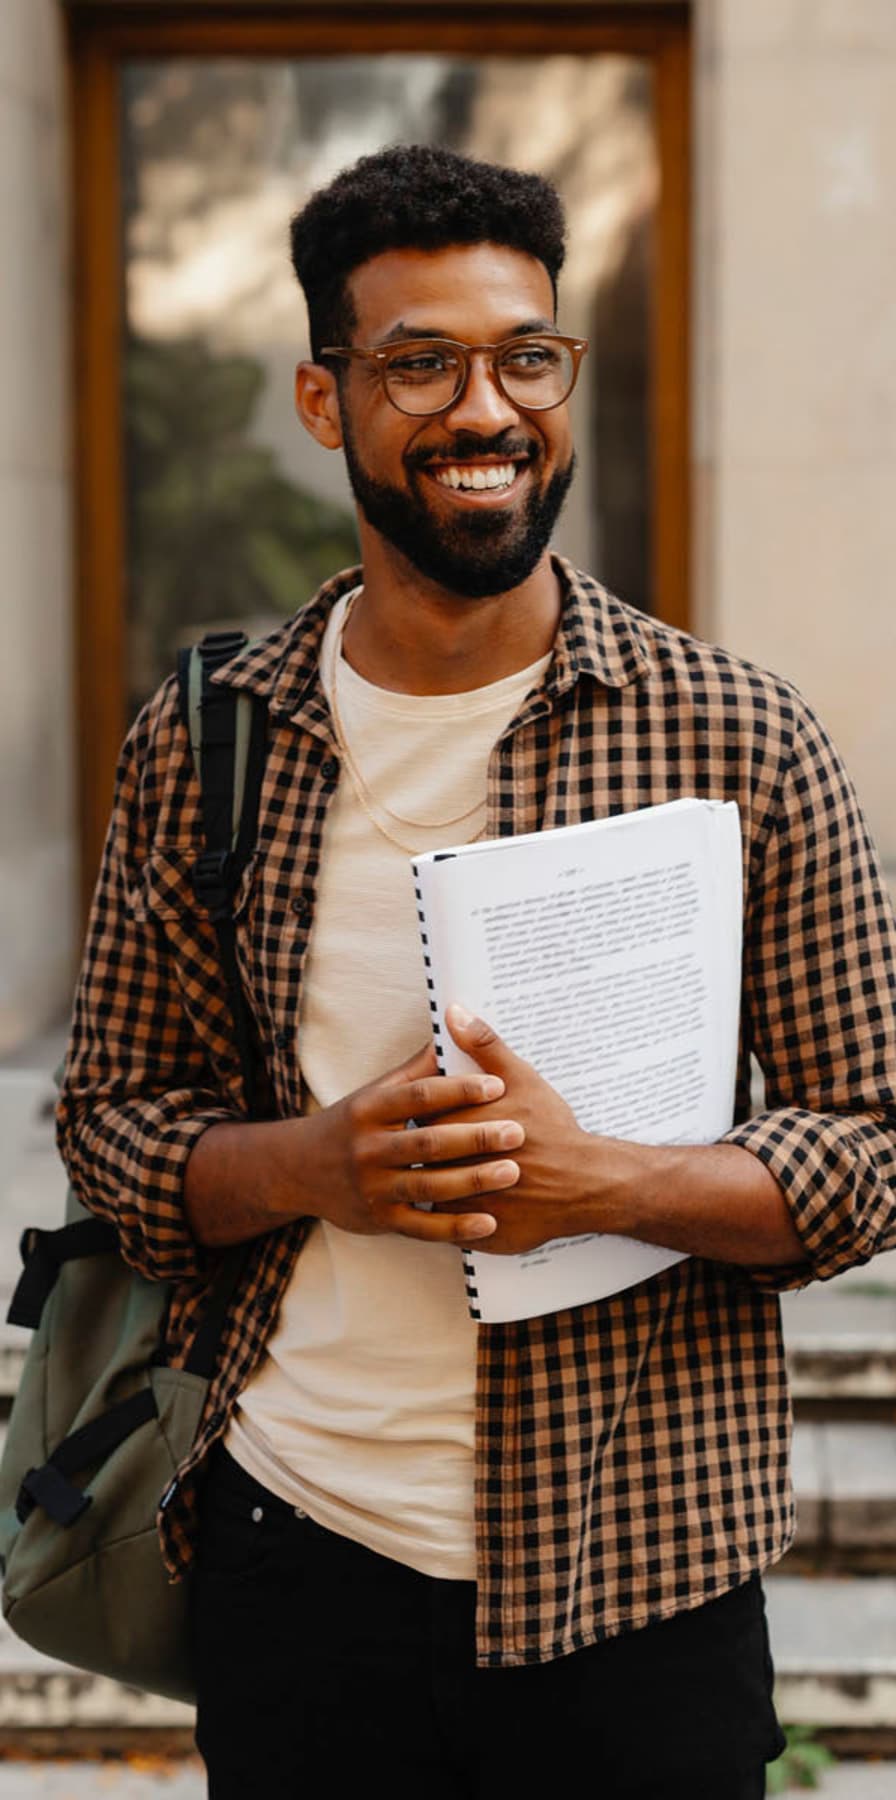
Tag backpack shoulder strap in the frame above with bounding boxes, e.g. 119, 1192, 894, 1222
176, 631, 268, 1114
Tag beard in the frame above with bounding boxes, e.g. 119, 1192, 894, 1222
340, 417, 575, 600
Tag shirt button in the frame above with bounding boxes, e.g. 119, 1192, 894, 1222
294, 1505, 307, 1521
320, 756, 338, 783
274, 1029, 290, 1050
251, 1505, 264, 1524
291, 895, 310, 922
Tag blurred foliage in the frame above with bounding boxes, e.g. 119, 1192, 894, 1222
767, 1724, 837, 1792
124, 334, 358, 710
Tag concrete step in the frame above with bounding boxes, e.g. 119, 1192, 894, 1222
781, 1286, 896, 1402
1, 1577, 895, 1746
0, 1758, 892, 1799
792, 1420, 896, 1552
766, 1575, 896, 1730
0, 1618, 193, 1732
772, 1769, 896, 1799
827, 1249, 896, 1294
0, 1068, 66, 1403
0, 1768, 205, 1799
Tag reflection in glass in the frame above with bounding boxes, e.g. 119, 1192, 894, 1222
121, 57, 657, 716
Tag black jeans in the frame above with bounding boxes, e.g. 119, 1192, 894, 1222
190, 1449, 785, 1800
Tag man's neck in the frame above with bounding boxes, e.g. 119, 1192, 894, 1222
339, 538, 562, 696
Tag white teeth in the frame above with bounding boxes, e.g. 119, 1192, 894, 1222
433, 463, 517, 492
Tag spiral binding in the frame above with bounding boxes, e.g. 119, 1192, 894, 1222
411, 859, 482, 1319
412, 875, 444, 1063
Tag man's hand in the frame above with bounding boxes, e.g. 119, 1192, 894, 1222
185, 1014, 805, 1266
184, 1038, 527, 1249
425, 1006, 808, 1271
299, 1040, 524, 1244
429, 1005, 597, 1255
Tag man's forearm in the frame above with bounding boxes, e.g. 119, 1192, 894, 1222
577, 1138, 808, 1268
184, 1116, 312, 1247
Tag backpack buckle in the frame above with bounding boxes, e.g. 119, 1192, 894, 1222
192, 848, 236, 921
18, 1464, 92, 1528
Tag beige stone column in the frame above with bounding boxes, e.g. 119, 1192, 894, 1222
693, 0, 896, 872
0, 0, 75, 1054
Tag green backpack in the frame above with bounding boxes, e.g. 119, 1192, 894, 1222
0, 632, 267, 1702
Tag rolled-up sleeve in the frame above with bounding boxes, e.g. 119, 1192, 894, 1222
723, 693, 896, 1290
56, 694, 242, 1283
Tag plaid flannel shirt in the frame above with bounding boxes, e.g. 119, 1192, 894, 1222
57, 559, 896, 1667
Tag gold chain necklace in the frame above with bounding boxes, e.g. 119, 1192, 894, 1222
326, 590, 488, 853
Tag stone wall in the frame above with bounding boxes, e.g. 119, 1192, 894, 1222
694, 0, 896, 869
0, 0, 74, 1054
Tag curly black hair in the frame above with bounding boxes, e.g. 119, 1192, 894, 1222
290, 144, 567, 358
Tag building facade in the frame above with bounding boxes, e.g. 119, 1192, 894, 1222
2, 0, 895, 1054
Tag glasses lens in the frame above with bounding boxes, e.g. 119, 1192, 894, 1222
383, 343, 464, 415
497, 338, 575, 409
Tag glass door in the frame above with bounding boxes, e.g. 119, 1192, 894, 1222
121, 52, 658, 712
69, 6, 689, 908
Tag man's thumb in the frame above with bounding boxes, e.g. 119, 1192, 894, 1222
445, 1004, 508, 1073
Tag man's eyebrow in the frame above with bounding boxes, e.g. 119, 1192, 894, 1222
507, 319, 558, 337
372, 318, 559, 347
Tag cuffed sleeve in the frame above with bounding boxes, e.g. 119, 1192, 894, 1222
722, 693, 896, 1290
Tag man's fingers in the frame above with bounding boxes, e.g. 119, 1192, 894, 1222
385, 1159, 520, 1209
373, 1119, 525, 1168
370, 1071, 505, 1126
375, 1201, 498, 1245
366, 1160, 519, 1225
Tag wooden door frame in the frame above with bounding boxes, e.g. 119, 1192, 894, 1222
67, 1, 691, 918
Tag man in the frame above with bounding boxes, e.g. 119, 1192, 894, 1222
58, 146, 896, 1798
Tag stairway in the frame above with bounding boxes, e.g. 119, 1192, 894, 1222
765, 1252, 896, 1755
1, 1067, 895, 1760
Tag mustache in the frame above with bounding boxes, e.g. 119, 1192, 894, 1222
407, 433, 539, 470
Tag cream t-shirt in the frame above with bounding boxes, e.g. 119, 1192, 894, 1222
226, 593, 550, 1578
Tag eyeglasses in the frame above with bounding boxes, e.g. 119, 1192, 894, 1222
320, 334, 588, 417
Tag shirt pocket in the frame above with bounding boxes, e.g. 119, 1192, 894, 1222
127, 847, 263, 1097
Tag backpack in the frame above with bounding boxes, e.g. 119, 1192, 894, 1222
0, 632, 267, 1702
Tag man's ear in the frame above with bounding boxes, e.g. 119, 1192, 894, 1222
295, 361, 344, 450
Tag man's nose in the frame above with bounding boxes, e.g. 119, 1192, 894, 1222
442, 353, 520, 434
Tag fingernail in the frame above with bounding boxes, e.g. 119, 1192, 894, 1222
466, 1216, 496, 1238
482, 1076, 505, 1100
492, 1161, 519, 1183
498, 1123, 524, 1148
448, 1003, 473, 1029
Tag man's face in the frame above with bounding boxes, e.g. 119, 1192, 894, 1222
334, 243, 576, 599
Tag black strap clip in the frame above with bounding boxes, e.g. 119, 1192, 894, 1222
192, 847, 237, 922
17, 1464, 92, 1529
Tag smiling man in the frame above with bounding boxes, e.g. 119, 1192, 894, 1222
58, 146, 896, 1799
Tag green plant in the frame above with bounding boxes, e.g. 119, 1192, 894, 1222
124, 334, 359, 709
767, 1723, 837, 1792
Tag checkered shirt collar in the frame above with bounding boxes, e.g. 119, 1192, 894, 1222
211, 555, 652, 729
